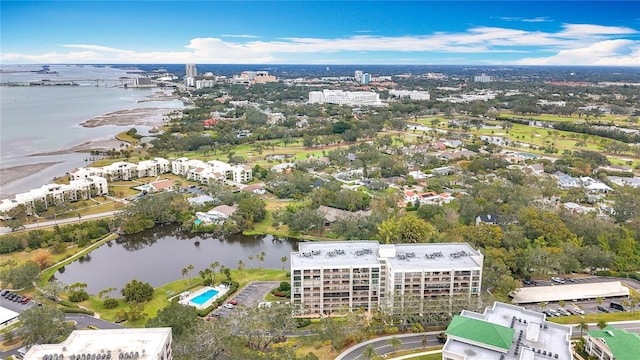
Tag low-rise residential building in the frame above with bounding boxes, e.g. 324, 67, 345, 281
290, 241, 483, 317
443, 302, 572, 360
70, 158, 171, 182
585, 325, 640, 360
0, 176, 108, 215
172, 158, 252, 184
23, 328, 173, 360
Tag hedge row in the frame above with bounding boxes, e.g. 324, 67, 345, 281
60, 306, 94, 315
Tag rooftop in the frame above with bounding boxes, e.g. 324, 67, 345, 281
291, 241, 482, 270
588, 326, 640, 360
444, 302, 572, 360
447, 315, 514, 351
511, 281, 629, 304
24, 328, 171, 360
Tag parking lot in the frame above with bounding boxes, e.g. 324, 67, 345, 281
519, 276, 637, 317
0, 290, 38, 312
211, 281, 281, 318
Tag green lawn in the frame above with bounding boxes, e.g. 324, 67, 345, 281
72, 268, 289, 326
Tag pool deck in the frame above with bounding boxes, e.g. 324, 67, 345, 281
177, 284, 230, 310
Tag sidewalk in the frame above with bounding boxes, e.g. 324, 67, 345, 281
387, 350, 442, 359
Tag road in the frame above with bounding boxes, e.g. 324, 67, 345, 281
335, 332, 443, 360
0, 210, 120, 235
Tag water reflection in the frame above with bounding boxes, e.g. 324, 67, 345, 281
54, 224, 299, 294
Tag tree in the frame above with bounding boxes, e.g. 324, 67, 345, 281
0, 261, 40, 288
226, 302, 298, 352
377, 215, 436, 244
387, 336, 402, 353
146, 302, 199, 338
173, 320, 231, 360
121, 279, 154, 303
31, 249, 52, 270
280, 256, 288, 271
18, 305, 73, 346
67, 282, 90, 302
597, 320, 608, 329
257, 251, 266, 269
362, 344, 378, 360
577, 321, 590, 337
223, 267, 232, 281
237, 260, 245, 273
237, 196, 267, 223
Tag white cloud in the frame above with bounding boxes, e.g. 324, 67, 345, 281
514, 39, 640, 66
1, 23, 638, 65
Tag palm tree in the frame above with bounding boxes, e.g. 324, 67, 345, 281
280, 256, 288, 271
248, 255, 255, 268
597, 320, 608, 329
577, 321, 590, 337
362, 344, 378, 360
209, 262, 219, 284
387, 336, 402, 354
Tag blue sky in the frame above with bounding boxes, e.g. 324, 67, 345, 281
1, 1, 639, 65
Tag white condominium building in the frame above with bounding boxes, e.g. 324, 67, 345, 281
308, 90, 382, 106
23, 328, 172, 360
172, 158, 253, 184
290, 241, 483, 316
69, 158, 171, 182
0, 176, 108, 216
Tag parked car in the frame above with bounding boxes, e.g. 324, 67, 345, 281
565, 308, 576, 315
522, 279, 536, 286
13, 295, 22, 302
551, 277, 566, 284
7, 294, 16, 300
228, 299, 238, 305
556, 308, 570, 316
21, 297, 30, 304
0, 290, 8, 297
547, 309, 560, 317
572, 306, 585, 315
223, 303, 235, 309
597, 305, 610, 313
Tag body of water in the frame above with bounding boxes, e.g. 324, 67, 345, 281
53, 225, 299, 294
0, 65, 183, 197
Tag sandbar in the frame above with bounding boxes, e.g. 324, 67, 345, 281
0, 162, 63, 187
80, 107, 173, 128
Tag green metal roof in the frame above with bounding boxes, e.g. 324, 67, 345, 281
446, 315, 515, 351
588, 326, 640, 360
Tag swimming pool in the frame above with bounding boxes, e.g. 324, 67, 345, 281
190, 289, 219, 305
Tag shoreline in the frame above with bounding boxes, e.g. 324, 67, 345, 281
27, 138, 129, 157
0, 162, 63, 188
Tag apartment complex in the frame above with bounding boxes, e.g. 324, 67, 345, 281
290, 241, 483, 316
585, 326, 640, 360
172, 158, 252, 184
69, 158, 171, 182
308, 90, 382, 106
443, 302, 572, 360
0, 176, 108, 216
23, 328, 173, 360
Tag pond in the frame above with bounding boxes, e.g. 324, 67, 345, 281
53, 224, 299, 294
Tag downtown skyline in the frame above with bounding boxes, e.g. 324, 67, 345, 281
1, 1, 639, 66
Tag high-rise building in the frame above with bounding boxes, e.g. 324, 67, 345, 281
185, 64, 198, 78
354, 70, 363, 83
290, 241, 483, 316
